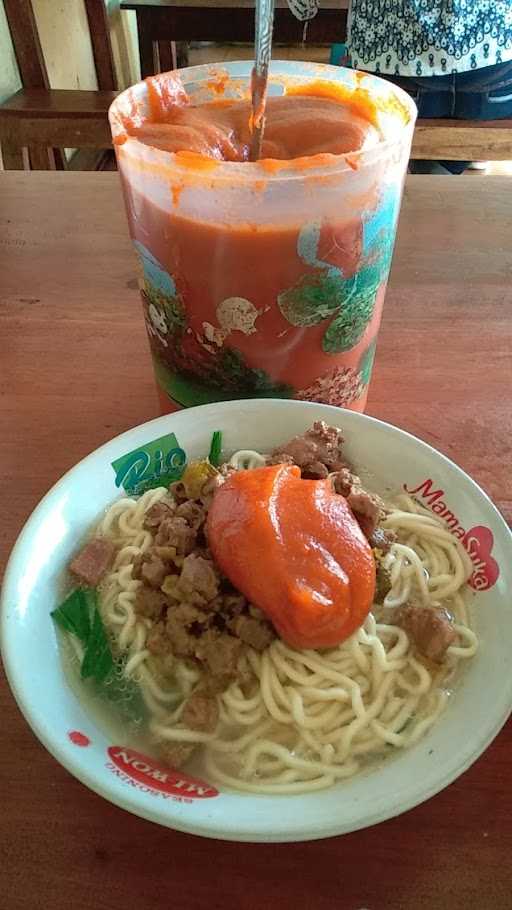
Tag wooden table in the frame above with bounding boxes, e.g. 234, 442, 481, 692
121, 0, 348, 76
1, 172, 511, 909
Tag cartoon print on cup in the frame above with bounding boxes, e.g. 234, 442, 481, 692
133, 240, 186, 355
130, 187, 398, 412
147, 303, 169, 347
132, 241, 292, 408
203, 296, 265, 347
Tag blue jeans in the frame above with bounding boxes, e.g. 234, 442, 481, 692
382, 60, 512, 174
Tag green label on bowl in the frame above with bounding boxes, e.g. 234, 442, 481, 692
111, 432, 186, 495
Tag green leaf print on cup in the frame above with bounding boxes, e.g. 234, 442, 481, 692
321, 266, 382, 354
278, 222, 392, 355
358, 339, 377, 386
278, 271, 345, 327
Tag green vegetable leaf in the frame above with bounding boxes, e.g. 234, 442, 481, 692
80, 598, 114, 683
52, 587, 147, 718
52, 587, 114, 683
208, 430, 223, 467
51, 588, 91, 643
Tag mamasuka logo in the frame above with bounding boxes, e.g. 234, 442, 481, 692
404, 479, 500, 592
107, 747, 219, 799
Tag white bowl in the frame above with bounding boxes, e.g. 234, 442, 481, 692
2, 399, 512, 842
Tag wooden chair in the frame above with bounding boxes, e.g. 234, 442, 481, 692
0, 0, 118, 170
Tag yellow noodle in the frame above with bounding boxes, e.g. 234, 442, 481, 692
78, 457, 479, 795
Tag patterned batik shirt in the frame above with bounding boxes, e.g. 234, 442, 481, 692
347, 1, 512, 76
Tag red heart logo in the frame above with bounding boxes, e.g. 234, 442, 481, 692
463, 526, 500, 591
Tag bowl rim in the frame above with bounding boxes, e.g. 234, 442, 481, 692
2, 399, 512, 842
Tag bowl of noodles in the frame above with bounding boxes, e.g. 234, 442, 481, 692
2, 399, 512, 842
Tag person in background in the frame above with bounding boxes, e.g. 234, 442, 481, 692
346, 1, 512, 173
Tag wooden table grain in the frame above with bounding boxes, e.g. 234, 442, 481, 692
1, 172, 511, 910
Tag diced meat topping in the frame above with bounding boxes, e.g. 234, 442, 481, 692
154, 545, 178, 561
166, 603, 209, 657
135, 588, 168, 620
394, 604, 457, 663
195, 630, 243, 677
143, 500, 175, 531
347, 488, 383, 538
69, 538, 116, 587
155, 516, 196, 555
179, 554, 219, 603
168, 480, 189, 503
182, 691, 219, 733
332, 468, 385, 539
268, 421, 346, 479
175, 501, 206, 530
331, 466, 353, 497
199, 671, 237, 696
231, 615, 275, 651
223, 594, 247, 617
140, 553, 168, 589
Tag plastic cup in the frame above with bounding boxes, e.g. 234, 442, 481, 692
109, 61, 416, 413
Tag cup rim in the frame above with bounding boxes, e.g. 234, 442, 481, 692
108, 60, 417, 186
